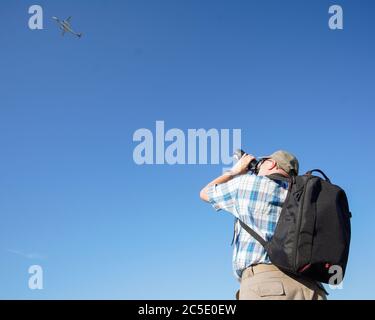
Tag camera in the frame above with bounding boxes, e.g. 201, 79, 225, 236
233, 149, 261, 174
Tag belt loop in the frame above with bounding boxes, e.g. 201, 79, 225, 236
250, 266, 255, 277
248, 266, 255, 277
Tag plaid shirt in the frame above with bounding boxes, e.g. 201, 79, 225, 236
206, 172, 289, 281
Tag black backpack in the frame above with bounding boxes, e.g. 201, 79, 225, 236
238, 169, 351, 284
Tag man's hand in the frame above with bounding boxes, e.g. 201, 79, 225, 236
229, 154, 255, 176
200, 153, 255, 203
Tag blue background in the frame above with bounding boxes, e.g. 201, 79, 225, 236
0, 0, 374, 299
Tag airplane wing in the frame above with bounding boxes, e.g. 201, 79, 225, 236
66, 16, 72, 22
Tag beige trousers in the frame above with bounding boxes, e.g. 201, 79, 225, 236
237, 264, 327, 300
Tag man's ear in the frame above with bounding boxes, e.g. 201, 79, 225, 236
268, 159, 278, 170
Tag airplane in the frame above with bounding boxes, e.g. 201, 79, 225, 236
52, 16, 82, 38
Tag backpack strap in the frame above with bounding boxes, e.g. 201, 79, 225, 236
305, 169, 331, 183
267, 173, 291, 183
238, 219, 267, 248
237, 174, 294, 249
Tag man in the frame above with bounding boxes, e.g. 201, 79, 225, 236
200, 150, 327, 300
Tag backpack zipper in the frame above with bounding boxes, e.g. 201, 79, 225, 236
293, 175, 311, 272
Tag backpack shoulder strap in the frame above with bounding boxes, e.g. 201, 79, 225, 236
238, 219, 267, 248
237, 174, 294, 249
267, 173, 292, 183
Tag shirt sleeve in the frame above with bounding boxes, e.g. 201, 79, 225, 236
206, 176, 242, 217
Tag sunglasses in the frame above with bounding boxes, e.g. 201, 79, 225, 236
255, 158, 274, 174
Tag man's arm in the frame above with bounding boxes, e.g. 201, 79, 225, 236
200, 154, 255, 202
199, 172, 234, 202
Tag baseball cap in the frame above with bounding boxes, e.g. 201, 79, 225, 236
260, 150, 299, 176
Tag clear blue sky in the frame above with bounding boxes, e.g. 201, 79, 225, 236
0, 0, 374, 299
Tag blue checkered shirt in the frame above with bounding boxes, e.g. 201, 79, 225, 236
206, 173, 289, 281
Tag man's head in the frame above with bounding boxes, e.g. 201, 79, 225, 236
256, 150, 299, 177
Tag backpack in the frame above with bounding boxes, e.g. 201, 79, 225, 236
238, 169, 352, 284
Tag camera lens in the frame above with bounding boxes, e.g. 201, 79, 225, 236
233, 149, 260, 173
233, 149, 245, 161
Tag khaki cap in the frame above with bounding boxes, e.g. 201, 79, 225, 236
261, 150, 299, 176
